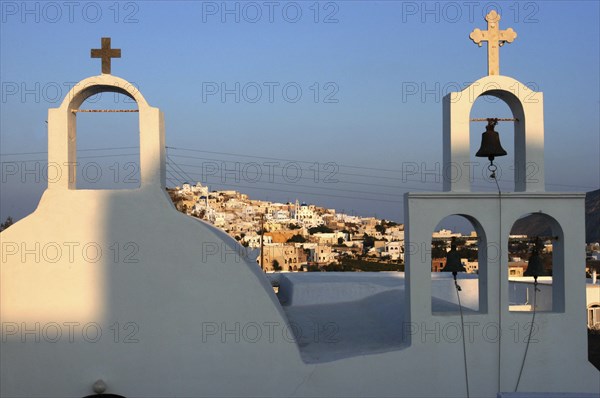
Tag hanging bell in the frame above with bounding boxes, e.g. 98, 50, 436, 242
442, 240, 466, 274
524, 238, 546, 279
475, 119, 508, 161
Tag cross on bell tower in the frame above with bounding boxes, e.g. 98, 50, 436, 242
91, 37, 121, 74
470, 10, 517, 76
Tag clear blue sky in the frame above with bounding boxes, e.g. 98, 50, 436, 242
1, 1, 599, 224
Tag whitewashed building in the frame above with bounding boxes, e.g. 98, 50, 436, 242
1, 17, 598, 398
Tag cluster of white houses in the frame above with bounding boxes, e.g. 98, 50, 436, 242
172, 182, 410, 270
171, 184, 600, 306
172, 182, 501, 272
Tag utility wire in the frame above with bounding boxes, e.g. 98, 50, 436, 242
515, 280, 538, 392
0, 146, 139, 156
166, 162, 191, 184
490, 163, 503, 393
166, 154, 195, 183
171, 167, 424, 198
0, 153, 139, 165
165, 146, 596, 190
454, 276, 470, 398
1, 145, 595, 190
168, 153, 530, 192
168, 153, 439, 185
163, 173, 405, 204
172, 160, 437, 192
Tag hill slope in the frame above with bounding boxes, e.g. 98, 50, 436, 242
585, 189, 600, 243
511, 189, 600, 243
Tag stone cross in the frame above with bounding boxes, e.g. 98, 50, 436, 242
91, 37, 121, 74
470, 10, 517, 76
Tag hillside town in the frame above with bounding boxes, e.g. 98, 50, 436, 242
168, 182, 405, 271
167, 182, 600, 275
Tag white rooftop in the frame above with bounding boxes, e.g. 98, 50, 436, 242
272, 272, 480, 363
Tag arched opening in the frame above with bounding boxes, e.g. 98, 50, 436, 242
469, 94, 516, 192
431, 214, 487, 314
443, 76, 544, 193
508, 213, 564, 312
75, 91, 140, 189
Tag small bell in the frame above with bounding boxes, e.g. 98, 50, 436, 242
442, 238, 466, 274
524, 237, 546, 279
475, 119, 508, 161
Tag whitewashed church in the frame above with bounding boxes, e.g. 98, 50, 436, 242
1, 13, 598, 398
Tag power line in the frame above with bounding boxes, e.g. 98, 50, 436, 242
166, 162, 191, 184
0, 145, 596, 191
0, 153, 139, 165
170, 166, 416, 197
169, 153, 498, 191
167, 155, 594, 192
165, 159, 408, 202
165, 146, 597, 190
166, 169, 184, 185
167, 153, 422, 184
170, 160, 439, 191
166, 145, 406, 173
0, 146, 139, 157
166, 154, 195, 183
165, 155, 438, 195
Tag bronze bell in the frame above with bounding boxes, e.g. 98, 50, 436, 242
442, 239, 466, 274
524, 237, 546, 279
475, 119, 508, 161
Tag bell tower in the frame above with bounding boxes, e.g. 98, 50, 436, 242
1, 37, 301, 398
404, 10, 595, 394
442, 10, 544, 193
